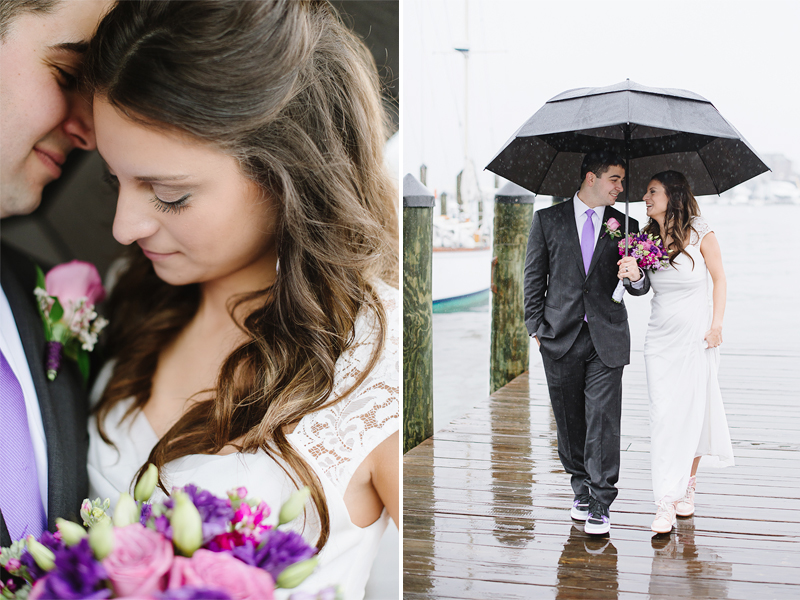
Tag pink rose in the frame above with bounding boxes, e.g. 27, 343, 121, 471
103, 524, 174, 597
168, 550, 274, 600
45, 260, 106, 311
606, 217, 620, 231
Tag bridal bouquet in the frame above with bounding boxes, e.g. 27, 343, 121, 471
0, 465, 337, 600
611, 232, 669, 303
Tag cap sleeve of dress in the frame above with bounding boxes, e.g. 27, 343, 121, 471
690, 216, 712, 246
288, 281, 400, 497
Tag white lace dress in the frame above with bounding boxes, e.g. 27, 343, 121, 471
87, 282, 399, 600
644, 216, 734, 505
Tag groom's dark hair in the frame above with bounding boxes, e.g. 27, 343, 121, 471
580, 149, 626, 181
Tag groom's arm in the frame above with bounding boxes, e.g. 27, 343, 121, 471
524, 211, 548, 336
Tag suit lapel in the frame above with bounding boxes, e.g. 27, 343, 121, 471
1, 248, 75, 531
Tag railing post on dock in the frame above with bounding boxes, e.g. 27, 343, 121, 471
490, 182, 535, 394
403, 173, 435, 453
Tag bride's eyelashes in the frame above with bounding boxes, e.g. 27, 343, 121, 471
151, 193, 191, 215
103, 169, 191, 214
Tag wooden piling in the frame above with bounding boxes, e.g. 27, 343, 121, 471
403, 173, 435, 453
490, 182, 535, 394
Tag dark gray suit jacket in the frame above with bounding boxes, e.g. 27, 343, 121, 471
524, 199, 650, 368
0, 244, 89, 547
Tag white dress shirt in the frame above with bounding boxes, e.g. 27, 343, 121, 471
0, 283, 49, 514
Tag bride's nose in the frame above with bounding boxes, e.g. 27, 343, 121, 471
112, 190, 160, 245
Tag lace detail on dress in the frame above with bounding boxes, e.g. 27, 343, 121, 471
689, 216, 712, 246
289, 282, 399, 496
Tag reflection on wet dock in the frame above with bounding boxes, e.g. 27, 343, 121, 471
403, 350, 800, 599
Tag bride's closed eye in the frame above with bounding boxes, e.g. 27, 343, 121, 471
151, 193, 191, 214
103, 169, 191, 214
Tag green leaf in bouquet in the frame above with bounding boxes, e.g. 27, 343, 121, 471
35, 264, 46, 291
77, 349, 90, 386
51, 322, 68, 345
50, 297, 64, 323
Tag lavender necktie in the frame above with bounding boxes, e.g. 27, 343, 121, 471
0, 349, 47, 541
581, 208, 596, 274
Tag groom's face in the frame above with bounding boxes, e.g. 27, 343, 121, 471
0, 0, 112, 218
589, 165, 625, 207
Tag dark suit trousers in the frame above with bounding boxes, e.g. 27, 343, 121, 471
541, 321, 622, 507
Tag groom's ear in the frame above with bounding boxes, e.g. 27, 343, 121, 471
585, 172, 595, 187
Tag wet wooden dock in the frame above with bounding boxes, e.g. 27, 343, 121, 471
403, 347, 800, 599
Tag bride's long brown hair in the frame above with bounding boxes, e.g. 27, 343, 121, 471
86, 0, 398, 550
642, 170, 701, 269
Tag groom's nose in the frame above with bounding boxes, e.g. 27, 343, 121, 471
112, 190, 159, 245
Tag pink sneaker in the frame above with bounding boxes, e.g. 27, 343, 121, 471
651, 500, 677, 534
676, 476, 696, 517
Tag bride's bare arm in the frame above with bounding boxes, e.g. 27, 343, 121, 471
700, 232, 726, 348
371, 431, 399, 525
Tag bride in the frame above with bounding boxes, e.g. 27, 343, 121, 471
84, 1, 399, 598
626, 170, 734, 535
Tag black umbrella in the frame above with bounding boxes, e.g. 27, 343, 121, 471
485, 79, 769, 281
486, 79, 769, 201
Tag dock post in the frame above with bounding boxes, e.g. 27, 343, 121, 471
403, 174, 435, 453
490, 182, 535, 394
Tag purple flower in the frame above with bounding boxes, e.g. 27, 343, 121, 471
156, 586, 233, 600
162, 485, 234, 544
21, 531, 65, 581
41, 539, 110, 599
181, 485, 235, 543
140, 502, 153, 526
231, 530, 317, 580
153, 513, 173, 539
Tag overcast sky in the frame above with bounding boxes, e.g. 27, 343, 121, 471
402, 0, 800, 195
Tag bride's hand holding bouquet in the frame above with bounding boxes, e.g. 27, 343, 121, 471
612, 232, 670, 303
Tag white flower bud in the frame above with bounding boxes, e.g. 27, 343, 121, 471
88, 520, 114, 560
170, 490, 203, 557
134, 463, 159, 502
56, 518, 88, 546
278, 487, 311, 526
26, 536, 55, 572
276, 556, 318, 589
112, 492, 140, 527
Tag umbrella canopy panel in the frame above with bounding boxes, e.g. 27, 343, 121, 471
486, 81, 769, 201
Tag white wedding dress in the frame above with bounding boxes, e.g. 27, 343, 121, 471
88, 282, 399, 600
644, 216, 734, 504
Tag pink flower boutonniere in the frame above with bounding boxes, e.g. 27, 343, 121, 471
34, 261, 108, 383
601, 217, 622, 240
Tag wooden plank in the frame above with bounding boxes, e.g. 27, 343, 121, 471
404, 351, 800, 598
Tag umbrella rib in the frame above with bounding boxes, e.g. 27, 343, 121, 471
696, 148, 722, 195
537, 149, 561, 194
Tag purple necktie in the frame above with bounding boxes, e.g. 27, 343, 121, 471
0, 349, 47, 541
581, 208, 596, 274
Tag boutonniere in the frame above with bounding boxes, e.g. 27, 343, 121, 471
34, 261, 108, 383
601, 217, 623, 239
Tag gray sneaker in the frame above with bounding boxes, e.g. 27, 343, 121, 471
584, 497, 611, 535
570, 494, 591, 521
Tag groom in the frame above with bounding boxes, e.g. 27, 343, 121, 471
524, 149, 650, 535
0, 0, 111, 549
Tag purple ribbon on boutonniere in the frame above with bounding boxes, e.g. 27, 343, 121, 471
34, 261, 108, 383
600, 217, 623, 240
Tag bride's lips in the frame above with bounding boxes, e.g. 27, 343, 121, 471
33, 147, 65, 179
140, 246, 178, 261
